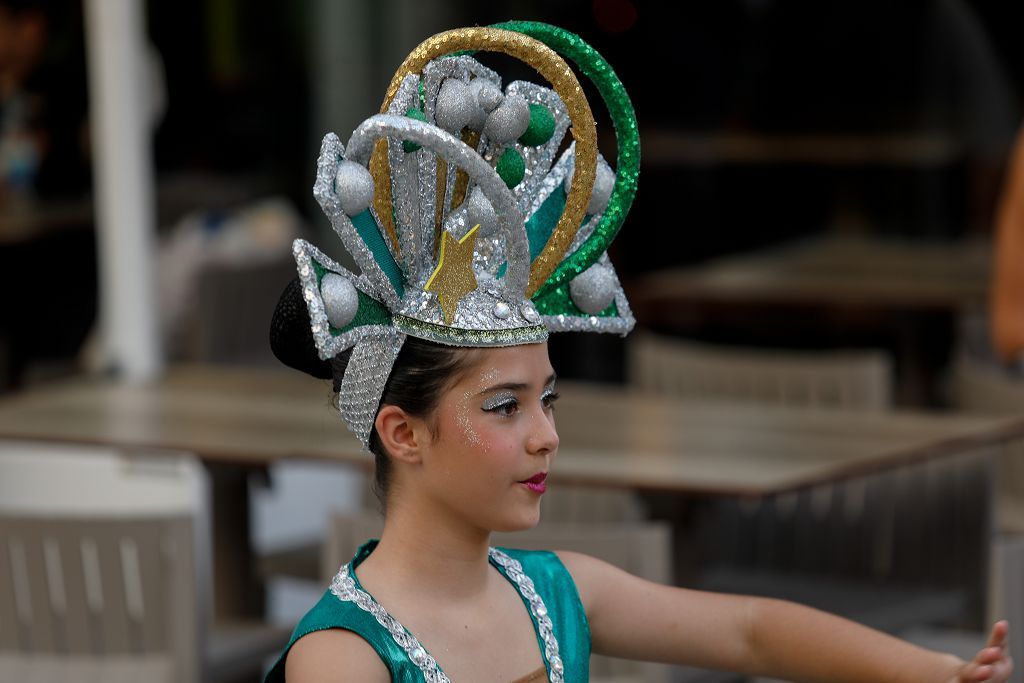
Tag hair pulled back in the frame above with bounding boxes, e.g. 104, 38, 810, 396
331, 337, 472, 506
269, 278, 474, 506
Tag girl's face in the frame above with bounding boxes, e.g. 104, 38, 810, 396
416, 342, 559, 533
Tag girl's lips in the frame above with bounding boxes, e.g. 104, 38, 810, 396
520, 472, 547, 493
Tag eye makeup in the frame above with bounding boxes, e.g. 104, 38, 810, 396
541, 387, 560, 407
482, 391, 517, 412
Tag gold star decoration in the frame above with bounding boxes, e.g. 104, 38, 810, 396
425, 224, 480, 324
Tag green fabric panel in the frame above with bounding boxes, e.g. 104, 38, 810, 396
403, 107, 427, 152
493, 185, 590, 282
527, 184, 567, 260
350, 209, 405, 297
310, 260, 393, 335
332, 290, 391, 335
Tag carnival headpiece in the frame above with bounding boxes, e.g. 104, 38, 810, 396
273, 21, 640, 446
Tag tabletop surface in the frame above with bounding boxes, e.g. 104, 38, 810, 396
631, 234, 991, 311
0, 364, 1019, 496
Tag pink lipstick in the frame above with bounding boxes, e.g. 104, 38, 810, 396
520, 472, 547, 494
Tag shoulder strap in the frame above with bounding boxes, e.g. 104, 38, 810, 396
263, 588, 423, 683
494, 547, 591, 682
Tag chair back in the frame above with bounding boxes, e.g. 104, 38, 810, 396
627, 332, 892, 410
0, 442, 205, 683
323, 512, 673, 683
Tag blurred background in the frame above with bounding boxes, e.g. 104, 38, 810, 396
3, 1, 1024, 682
2, 0, 1022, 390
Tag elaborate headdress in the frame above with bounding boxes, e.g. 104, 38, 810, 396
272, 21, 639, 446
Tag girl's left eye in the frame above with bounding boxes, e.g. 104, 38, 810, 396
483, 398, 519, 416
495, 400, 519, 417
542, 391, 560, 409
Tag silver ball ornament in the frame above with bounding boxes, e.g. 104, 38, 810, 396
569, 263, 617, 314
320, 273, 360, 329
466, 79, 502, 132
483, 92, 529, 144
334, 161, 374, 216
464, 186, 497, 237
434, 78, 474, 133
563, 159, 616, 215
588, 162, 616, 214
470, 78, 503, 112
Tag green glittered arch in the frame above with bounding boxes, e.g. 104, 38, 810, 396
491, 20, 640, 302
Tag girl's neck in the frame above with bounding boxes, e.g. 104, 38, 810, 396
358, 499, 495, 600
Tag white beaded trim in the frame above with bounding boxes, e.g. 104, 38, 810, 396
330, 564, 451, 683
328, 548, 563, 683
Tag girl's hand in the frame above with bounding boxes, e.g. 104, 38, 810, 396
953, 621, 1013, 683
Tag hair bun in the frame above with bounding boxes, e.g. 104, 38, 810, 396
269, 277, 333, 379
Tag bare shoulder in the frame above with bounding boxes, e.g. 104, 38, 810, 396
285, 628, 389, 683
554, 550, 638, 612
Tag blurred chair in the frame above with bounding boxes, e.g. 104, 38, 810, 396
949, 351, 1024, 533
0, 441, 289, 683
626, 333, 989, 644
194, 256, 298, 367
322, 511, 687, 683
627, 332, 892, 409
947, 351, 1024, 666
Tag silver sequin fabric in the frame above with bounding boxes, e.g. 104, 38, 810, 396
339, 331, 406, 446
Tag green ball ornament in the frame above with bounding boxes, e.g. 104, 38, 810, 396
496, 147, 526, 188
518, 103, 556, 147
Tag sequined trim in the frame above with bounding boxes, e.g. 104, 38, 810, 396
328, 549, 563, 683
394, 314, 548, 348
489, 548, 564, 683
338, 331, 406, 447
329, 564, 452, 683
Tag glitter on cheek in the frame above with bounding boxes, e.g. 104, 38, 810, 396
455, 388, 483, 447
458, 367, 501, 450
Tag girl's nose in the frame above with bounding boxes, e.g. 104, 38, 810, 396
527, 410, 559, 455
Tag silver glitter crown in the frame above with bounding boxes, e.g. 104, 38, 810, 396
291, 24, 639, 446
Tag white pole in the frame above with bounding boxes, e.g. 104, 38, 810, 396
83, 0, 162, 381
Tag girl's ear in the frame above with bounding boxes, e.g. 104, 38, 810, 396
375, 405, 424, 464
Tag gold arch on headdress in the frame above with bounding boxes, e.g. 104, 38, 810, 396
371, 27, 597, 297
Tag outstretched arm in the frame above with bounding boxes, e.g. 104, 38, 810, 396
559, 552, 1012, 683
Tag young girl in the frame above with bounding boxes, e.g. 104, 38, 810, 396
265, 22, 1013, 682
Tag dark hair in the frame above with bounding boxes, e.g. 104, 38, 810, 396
270, 277, 474, 506
330, 337, 473, 506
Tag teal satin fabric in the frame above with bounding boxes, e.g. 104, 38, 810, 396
264, 540, 591, 682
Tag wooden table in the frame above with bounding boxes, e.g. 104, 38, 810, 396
1, 365, 1020, 621
629, 234, 992, 405
0, 364, 1017, 495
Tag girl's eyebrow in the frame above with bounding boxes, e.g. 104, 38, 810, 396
478, 372, 557, 396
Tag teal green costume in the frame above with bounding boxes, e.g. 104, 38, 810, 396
264, 541, 590, 682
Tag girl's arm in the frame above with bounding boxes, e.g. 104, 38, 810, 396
559, 551, 1012, 683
